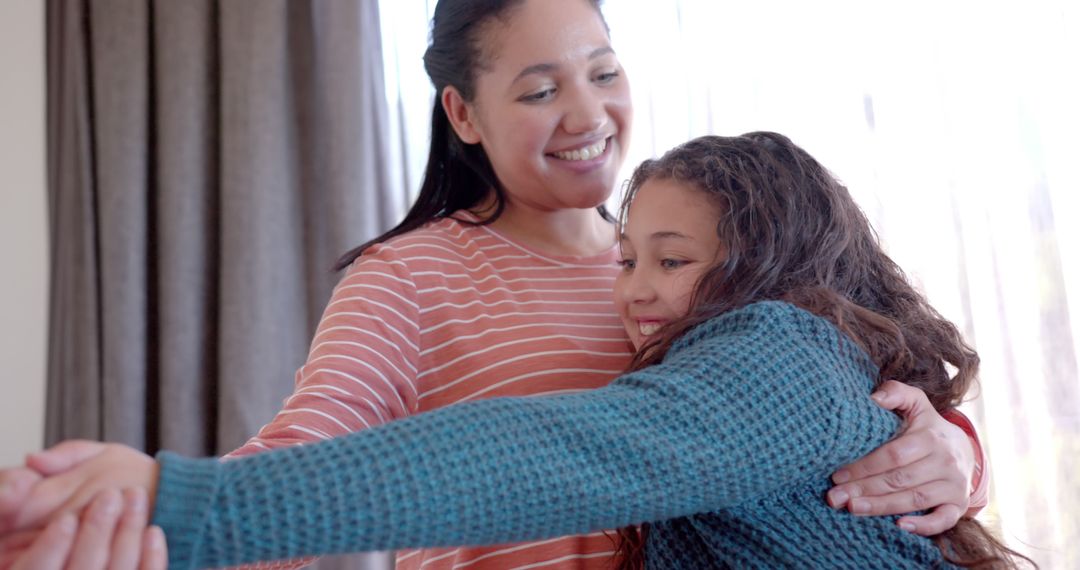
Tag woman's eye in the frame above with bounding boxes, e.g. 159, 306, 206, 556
617, 258, 636, 271
595, 70, 620, 84
521, 87, 556, 102
660, 259, 688, 270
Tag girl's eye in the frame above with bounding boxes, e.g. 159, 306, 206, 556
617, 258, 636, 271
520, 87, 556, 103
660, 259, 688, 270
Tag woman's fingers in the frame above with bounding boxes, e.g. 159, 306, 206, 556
8, 513, 77, 570
66, 488, 124, 570
0, 487, 157, 570
827, 448, 951, 508
0, 529, 42, 569
25, 440, 109, 477
108, 488, 150, 570
8, 444, 158, 535
139, 526, 168, 570
839, 479, 961, 516
0, 468, 43, 534
5, 468, 87, 533
832, 430, 934, 486
897, 503, 965, 536
867, 380, 932, 415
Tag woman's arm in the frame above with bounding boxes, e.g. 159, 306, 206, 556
226, 243, 423, 457
0, 244, 423, 569
826, 380, 986, 535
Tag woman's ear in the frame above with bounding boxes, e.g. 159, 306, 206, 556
441, 86, 483, 145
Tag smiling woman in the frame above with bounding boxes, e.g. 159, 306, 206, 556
435, 0, 631, 256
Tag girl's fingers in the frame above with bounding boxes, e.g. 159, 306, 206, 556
66, 488, 124, 570
139, 526, 168, 570
109, 488, 150, 570
9, 513, 77, 570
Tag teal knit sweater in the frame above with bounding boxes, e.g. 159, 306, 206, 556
151, 301, 956, 569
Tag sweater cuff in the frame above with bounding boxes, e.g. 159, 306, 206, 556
941, 409, 989, 516
151, 451, 222, 570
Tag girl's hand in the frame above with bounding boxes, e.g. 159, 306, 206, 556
0, 488, 166, 570
826, 381, 976, 536
0, 441, 158, 535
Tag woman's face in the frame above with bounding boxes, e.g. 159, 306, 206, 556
448, 0, 632, 212
615, 178, 724, 350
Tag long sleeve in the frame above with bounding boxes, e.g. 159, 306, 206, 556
218, 244, 420, 570
152, 302, 900, 569
227, 243, 422, 459
941, 409, 990, 515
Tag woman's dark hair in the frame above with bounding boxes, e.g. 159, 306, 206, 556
335, 0, 610, 270
611, 133, 1033, 569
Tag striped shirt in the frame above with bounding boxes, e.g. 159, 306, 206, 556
228, 213, 634, 569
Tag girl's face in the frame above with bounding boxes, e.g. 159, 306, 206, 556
615, 178, 725, 350
445, 0, 632, 212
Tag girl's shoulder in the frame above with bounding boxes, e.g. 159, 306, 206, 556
674, 301, 820, 345
672, 301, 875, 373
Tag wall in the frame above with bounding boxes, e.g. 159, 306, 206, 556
0, 0, 48, 465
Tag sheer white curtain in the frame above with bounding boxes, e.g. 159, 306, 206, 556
379, 1, 1079, 567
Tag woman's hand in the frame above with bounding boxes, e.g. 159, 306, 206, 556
0, 488, 166, 570
0, 468, 43, 535
826, 381, 976, 535
0, 441, 158, 535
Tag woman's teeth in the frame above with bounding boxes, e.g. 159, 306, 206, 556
639, 322, 662, 336
553, 139, 607, 161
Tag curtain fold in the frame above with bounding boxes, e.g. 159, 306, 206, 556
47, 1, 400, 568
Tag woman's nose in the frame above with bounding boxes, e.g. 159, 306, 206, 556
562, 86, 607, 135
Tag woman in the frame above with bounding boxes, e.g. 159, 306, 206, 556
0, 0, 984, 567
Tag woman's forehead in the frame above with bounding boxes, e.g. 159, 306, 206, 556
475, 0, 610, 74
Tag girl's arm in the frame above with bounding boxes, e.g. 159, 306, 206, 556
147, 302, 895, 568
0, 302, 897, 568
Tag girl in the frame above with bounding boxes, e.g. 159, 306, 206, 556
0, 0, 985, 567
0, 132, 1024, 569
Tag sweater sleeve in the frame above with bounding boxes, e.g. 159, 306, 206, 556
152, 302, 900, 569
941, 409, 990, 515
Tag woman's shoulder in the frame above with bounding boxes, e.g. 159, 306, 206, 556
343, 216, 487, 269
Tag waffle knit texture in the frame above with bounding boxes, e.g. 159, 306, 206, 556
152, 301, 957, 569
221, 212, 633, 569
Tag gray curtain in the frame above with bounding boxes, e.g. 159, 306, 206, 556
46, 1, 403, 568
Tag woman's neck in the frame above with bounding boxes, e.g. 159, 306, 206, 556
475, 199, 616, 258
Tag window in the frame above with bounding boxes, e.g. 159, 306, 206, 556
378, 2, 1080, 566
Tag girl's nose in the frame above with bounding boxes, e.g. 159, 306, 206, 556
620, 270, 656, 305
